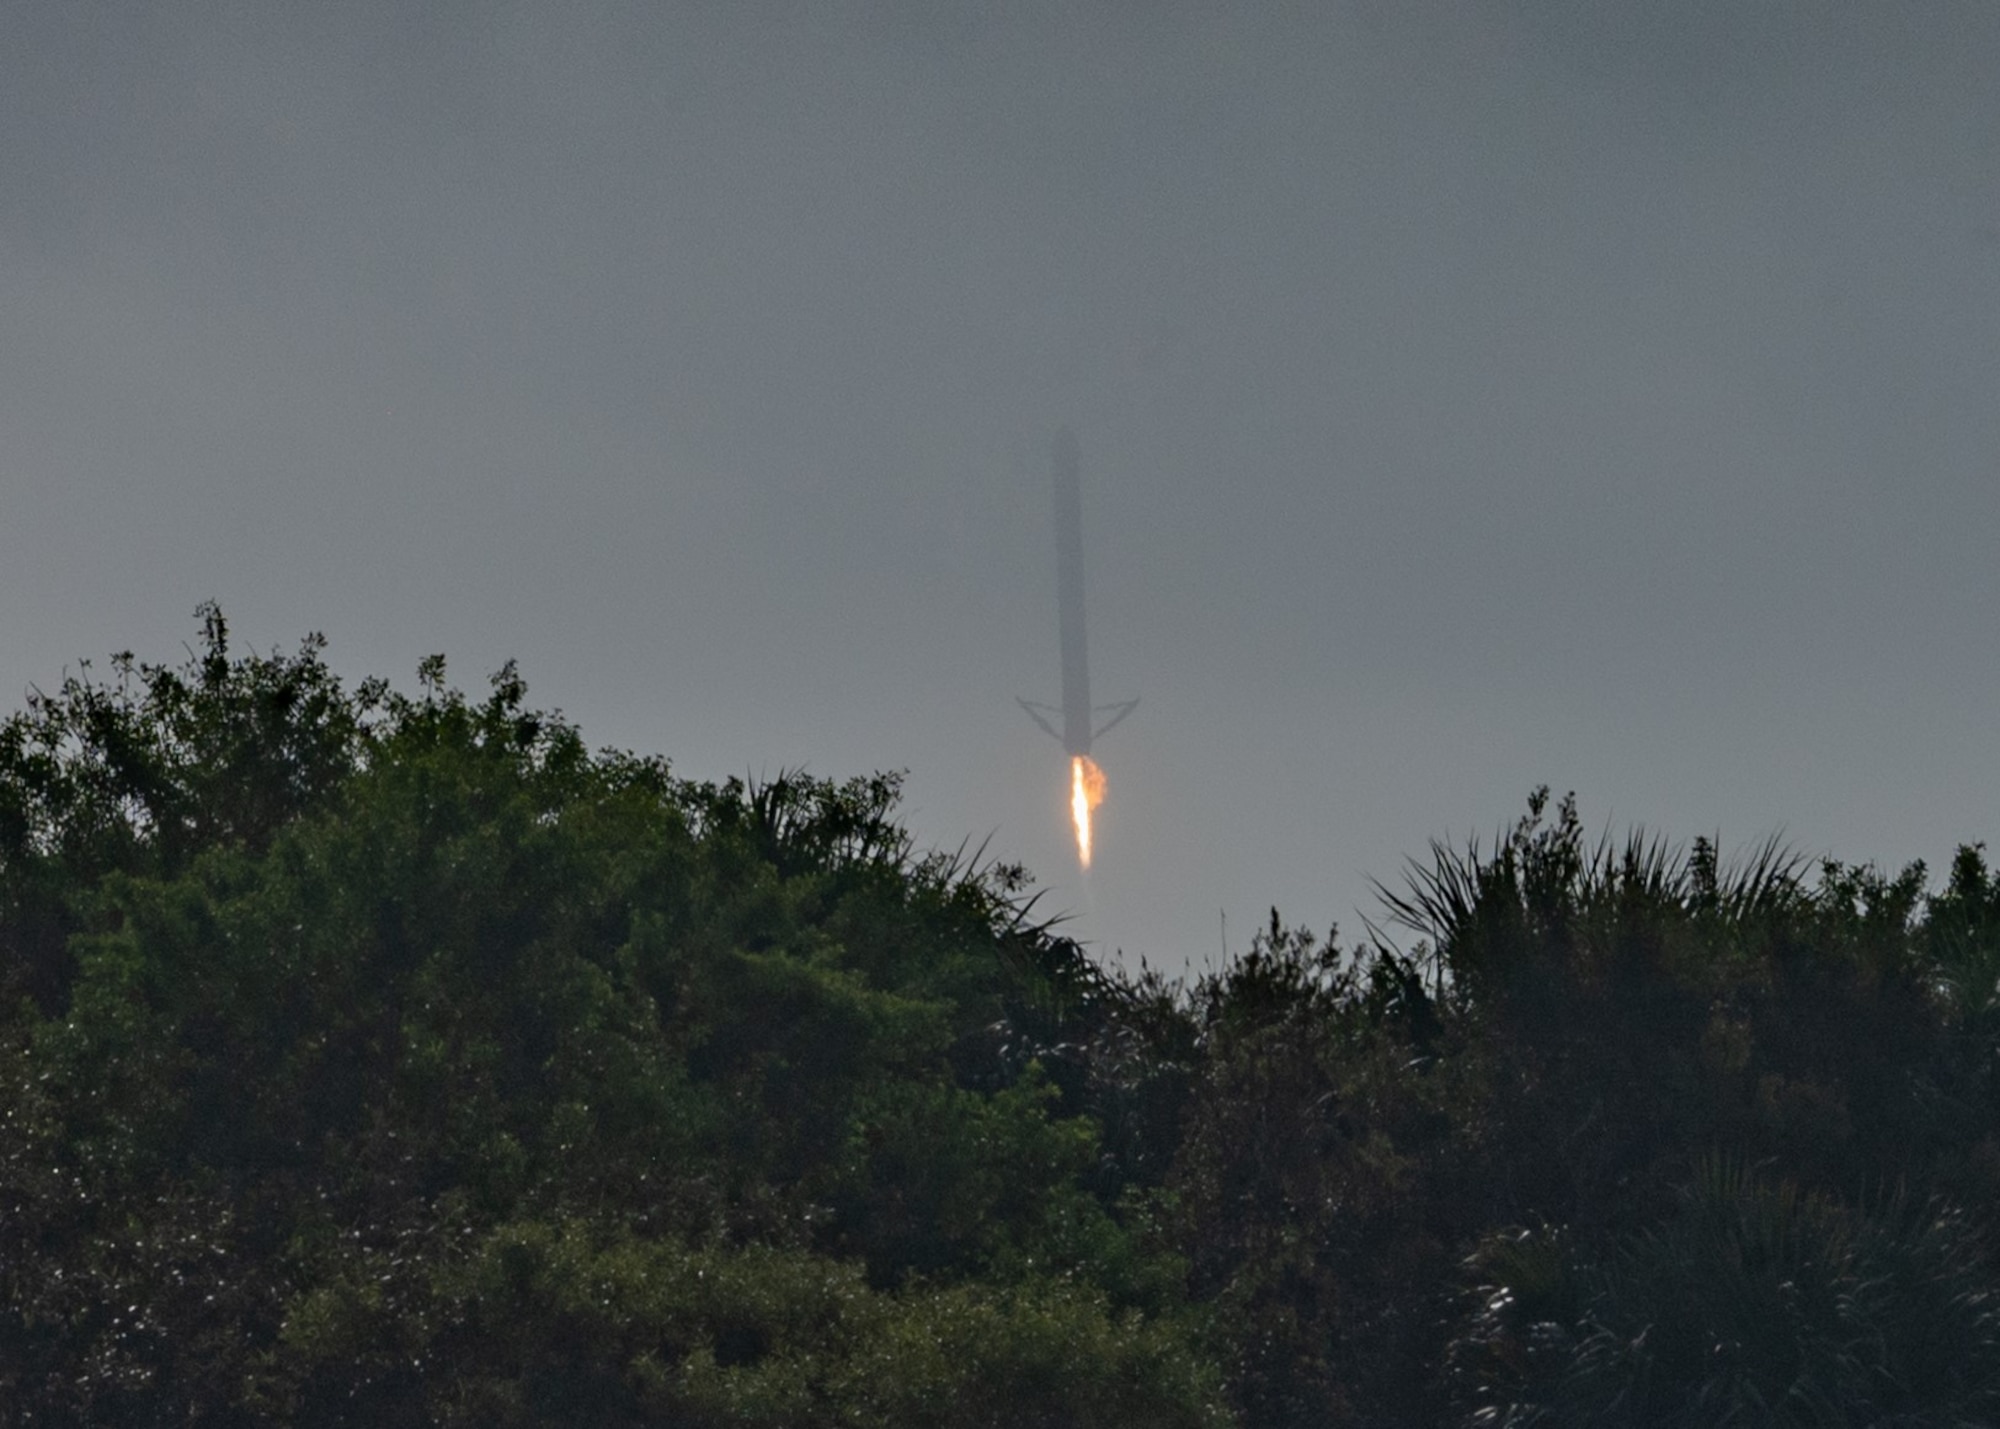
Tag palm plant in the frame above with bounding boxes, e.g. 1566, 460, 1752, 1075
1458, 1157, 2000, 1427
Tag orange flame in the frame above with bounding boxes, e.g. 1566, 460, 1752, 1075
1070, 754, 1107, 869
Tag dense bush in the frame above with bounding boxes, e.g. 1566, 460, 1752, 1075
8, 612, 2000, 1425
1457, 1159, 2000, 1425
0, 611, 1224, 1425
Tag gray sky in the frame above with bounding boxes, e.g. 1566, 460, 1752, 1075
5, 1, 1997, 971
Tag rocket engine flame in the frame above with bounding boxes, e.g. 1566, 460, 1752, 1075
1070, 754, 1106, 869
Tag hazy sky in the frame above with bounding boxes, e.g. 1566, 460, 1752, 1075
5, 2, 1997, 971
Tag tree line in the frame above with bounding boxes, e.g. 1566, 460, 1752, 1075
5, 607, 2000, 1425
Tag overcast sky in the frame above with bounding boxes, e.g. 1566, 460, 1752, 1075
5, 2, 1997, 971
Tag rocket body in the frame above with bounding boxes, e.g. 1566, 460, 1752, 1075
1018, 427, 1136, 758
1052, 427, 1093, 756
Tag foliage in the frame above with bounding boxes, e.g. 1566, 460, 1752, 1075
1458, 1159, 2000, 1426
0, 612, 1219, 1425
1110, 789, 2000, 1425
11, 617, 2000, 1427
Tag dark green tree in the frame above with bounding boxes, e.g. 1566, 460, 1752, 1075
0, 613, 1224, 1426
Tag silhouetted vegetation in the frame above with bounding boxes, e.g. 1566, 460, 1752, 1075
7, 611, 2000, 1425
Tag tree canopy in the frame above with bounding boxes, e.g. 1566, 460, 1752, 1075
7, 610, 2000, 1426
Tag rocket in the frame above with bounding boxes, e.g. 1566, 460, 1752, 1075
1019, 426, 1137, 756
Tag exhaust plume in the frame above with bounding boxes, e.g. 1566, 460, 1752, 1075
1070, 754, 1106, 869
